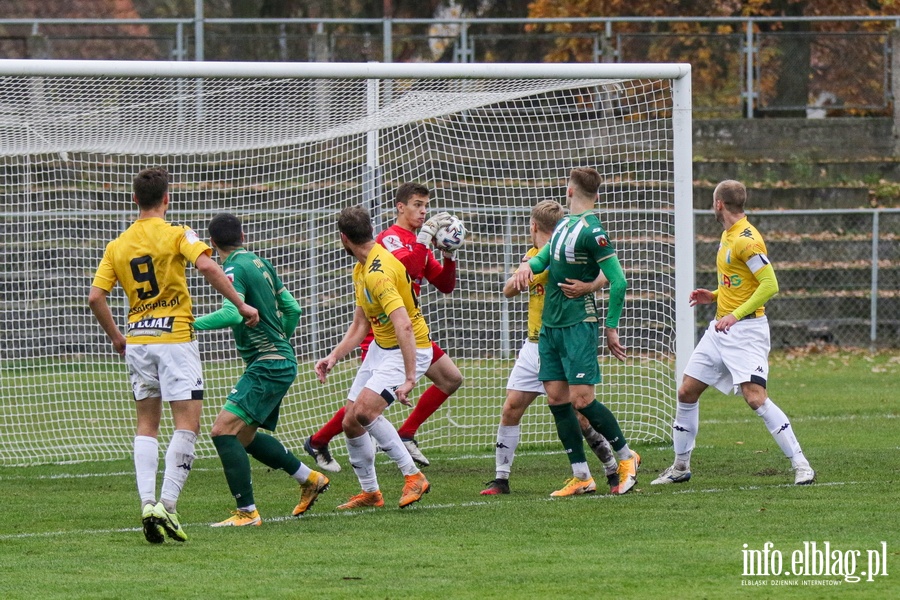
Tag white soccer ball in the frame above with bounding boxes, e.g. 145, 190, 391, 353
434, 215, 466, 252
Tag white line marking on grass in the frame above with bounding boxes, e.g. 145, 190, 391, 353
703, 413, 897, 426
0, 466, 222, 482
0, 480, 851, 541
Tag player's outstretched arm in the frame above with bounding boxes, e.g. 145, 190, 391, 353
688, 288, 716, 307
88, 286, 126, 357
195, 253, 259, 326
194, 299, 243, 331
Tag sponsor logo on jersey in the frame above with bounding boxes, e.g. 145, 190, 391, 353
127, 316, 174, 335
185, 228, 201, 244
739, 227, 754, 239
369, 257, 384, 273
128, 295, 180, 315
720, 273, 743, 288
381, 235, 404, 252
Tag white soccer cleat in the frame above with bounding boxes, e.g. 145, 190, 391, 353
651, 465, 692, 485
794, 465, 816, 485
303, 437, 341, 473
402, 438, 430, 467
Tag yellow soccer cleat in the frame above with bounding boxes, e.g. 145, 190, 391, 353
550, 476, 597, 497
153, 502, 188, 542
141, 503, 165, 544
211, 509, 262, 527
617, 451, 641, 494
293, 470, 330, 516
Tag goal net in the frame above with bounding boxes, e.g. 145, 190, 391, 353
0, 60, 692, 465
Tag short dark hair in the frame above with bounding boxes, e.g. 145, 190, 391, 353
395, 182, 430, 206
338, 205, 374, 245
133, 167, 169, 210
208, 213, 243, 249
569, 167, 602, 198
714, 179, 747, 213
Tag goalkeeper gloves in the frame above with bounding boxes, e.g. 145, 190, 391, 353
416, 211, 453, 245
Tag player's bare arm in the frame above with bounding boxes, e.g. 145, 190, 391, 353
714, 314, 738, 334
688, 288, 716, 307
605, 327, 627, 361
558, 269, 608, 298
387, 306, 417, 406
315, 307, 370, 382
87, 286, 126, 357
512, 262, 534, 291
195, 252, 260, 327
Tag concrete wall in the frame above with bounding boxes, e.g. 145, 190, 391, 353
694, 118, 895, 161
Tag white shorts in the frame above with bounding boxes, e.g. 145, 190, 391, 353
347, 343, 433, 404
506, 339, 545, 394
683, 317, 771, 395
125, 341, 204, 402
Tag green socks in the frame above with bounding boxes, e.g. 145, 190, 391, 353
577, 400, 627, 452
549, 403, 587, 464
246, 431, 302, 475
212, 434, 255, 508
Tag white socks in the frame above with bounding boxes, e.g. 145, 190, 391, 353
346, 432, 378, 492
365, 415, 418, 476
571, 461, 591, 481
160, 429, 197, 511
755, 398, 807, 465
292, 463, 313, 484
134, 435, 159, 506
494, 424, 520, 479
673, 401, 699, 469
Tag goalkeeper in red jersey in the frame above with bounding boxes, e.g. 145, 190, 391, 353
304, 182, 463, 471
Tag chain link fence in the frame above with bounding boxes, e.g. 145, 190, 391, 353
693, 209, 900, 349
0, 17, 896, 117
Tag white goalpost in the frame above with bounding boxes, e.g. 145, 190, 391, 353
0, 59, 693, 465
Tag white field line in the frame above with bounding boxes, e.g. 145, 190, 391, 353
0, 446, 706, 482
0, 480, 856, 541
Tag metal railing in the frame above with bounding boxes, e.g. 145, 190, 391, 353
1, 15, 898, 117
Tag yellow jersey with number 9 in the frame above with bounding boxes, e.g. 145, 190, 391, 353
91, 217, 211, 344
354, 244, 430, 350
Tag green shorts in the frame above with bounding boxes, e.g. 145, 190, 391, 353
538, 321, 601, 385
224, 359, 297, 431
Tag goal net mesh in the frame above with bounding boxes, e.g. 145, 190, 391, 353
0, 72, 677, 465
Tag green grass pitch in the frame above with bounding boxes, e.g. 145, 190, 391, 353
0, 349, 897, 599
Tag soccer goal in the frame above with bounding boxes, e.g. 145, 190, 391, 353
0, 60, 693, 465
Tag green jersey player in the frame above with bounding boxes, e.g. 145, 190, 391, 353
514, 167, 640, 496
194, 213, 329, 526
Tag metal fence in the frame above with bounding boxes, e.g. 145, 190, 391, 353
693, 208, 900, 350
0, 16, 897, 117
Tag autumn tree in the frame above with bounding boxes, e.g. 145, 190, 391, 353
527, 0, 897, 116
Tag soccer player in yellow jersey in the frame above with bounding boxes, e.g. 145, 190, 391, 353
88, 167, 259, 544
314, 205, 431, 510
652, 180, 815, 486
481, 200, 621, 496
